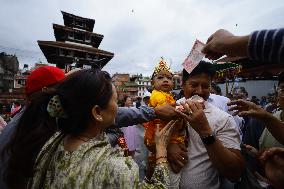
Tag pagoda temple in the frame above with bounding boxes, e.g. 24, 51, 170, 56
38, 11, 114, 70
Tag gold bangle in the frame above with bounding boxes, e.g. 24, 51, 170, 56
156, 160, 168, 165
156, 156, 167, 161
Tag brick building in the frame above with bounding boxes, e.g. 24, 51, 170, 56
112, 73, 138, 102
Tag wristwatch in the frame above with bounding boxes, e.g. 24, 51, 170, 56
201, 131, 216, 145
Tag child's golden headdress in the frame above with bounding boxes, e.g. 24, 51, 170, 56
151, 57, 172, 79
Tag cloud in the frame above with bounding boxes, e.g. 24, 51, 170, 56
0, 0, 283, 76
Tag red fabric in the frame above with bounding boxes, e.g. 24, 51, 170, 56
25, 66, 66, 95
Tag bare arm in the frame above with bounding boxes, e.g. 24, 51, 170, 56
204, 140, 244, 181
202, 28, 284, 64
228, 99, 284, 145
202, 29, 249, 60
113, 104, 177, 128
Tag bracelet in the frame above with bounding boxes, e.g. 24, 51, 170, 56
156, 160, 168, 165
156, 156, 167, 161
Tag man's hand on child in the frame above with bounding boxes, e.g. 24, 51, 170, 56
167, 143, 188, 173
154, 103, 178, 120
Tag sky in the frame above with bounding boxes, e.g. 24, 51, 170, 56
0, 0, 284, 76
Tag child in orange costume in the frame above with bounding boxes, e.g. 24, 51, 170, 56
144, 59, 187, 177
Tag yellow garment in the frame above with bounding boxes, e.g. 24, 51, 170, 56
144, 89, 184, 152
149, 90, 175, 107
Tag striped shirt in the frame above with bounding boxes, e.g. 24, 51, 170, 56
248, 28, 284, 63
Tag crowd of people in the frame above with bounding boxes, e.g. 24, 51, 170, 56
0, 102, 23, 132
0, 27, 282, 189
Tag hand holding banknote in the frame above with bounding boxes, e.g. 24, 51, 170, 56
202, 29, 249, 60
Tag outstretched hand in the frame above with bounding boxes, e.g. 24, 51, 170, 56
227, 99, 270, 118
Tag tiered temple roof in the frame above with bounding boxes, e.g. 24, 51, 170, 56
62, 11, 95, 32
38, 11, 113, 69
53, 24, 103, 47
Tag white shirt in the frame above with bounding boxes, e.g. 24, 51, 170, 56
208, 93, 230, 112
177, 97, 241, 189
208, 94, 244, 139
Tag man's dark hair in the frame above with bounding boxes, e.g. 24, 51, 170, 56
182, 61, 215, 83
278, 71, 284, 85
211, 83, 222, 95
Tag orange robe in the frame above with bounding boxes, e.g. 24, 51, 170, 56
144, 90, 186, 154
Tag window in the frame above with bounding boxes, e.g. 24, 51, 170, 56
68, 32, 74, 39
74, 32, 84, 41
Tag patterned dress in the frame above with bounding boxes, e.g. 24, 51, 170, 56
28, 132, 169, 189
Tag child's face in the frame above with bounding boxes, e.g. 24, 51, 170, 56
152, 70, 173, 92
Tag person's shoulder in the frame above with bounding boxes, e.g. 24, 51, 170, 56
206, 102, 232, 121
209, 93, 230, 102
207, 104, 239, 138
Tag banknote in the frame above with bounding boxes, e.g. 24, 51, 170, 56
182, 39, 205, 74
